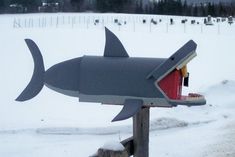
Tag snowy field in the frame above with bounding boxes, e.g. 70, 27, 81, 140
1, 13, 235, 157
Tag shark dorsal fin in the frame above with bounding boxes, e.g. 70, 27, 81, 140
104, 27, 129, 57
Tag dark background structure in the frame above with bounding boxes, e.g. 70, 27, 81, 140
0, 0, 235, 16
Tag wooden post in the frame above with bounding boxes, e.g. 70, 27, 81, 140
92, 107, 150, 157
133, 107, 150, 157
121, 137, 134, 156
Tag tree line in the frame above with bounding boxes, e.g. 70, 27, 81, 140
143, 0, 235, 17
0, 0, 234, 17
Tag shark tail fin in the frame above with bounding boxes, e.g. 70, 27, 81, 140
16, 39, 45, 101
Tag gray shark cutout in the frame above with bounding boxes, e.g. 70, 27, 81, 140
16, 27, 206, 122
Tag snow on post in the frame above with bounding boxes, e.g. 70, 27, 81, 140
92, 141, 128, 157
101, 141, 125, 151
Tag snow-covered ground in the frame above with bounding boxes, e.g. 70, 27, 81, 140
1, 13, 235, 157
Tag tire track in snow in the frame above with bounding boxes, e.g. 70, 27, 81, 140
0, 118, 215, 135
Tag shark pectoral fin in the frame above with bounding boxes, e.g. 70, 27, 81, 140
112, 99, 143, 122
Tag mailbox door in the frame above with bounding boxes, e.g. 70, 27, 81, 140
158, 70, 182, 100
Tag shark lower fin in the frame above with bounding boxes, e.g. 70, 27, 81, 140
112, 99, 143, 122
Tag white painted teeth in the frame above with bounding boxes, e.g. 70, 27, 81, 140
186, 93, 204, 101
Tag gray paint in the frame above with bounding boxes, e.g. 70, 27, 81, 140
104, 28, 129, 57
45, 57, 81, 94
112, 99, 143, 122
133, 107, 149, 157
79, 56, 165, 98
45, 83, 79, 97
16, 39, 45, 101
79, 94, 171, 107
16, 27, 206, 122
147, 40, 196, 80
169, 98, 206, 106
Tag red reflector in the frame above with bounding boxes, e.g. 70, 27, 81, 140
158, 70, 182, 100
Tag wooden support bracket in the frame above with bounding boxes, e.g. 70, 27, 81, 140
91, 107, 150, 157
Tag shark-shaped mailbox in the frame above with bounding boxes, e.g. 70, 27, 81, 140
16, 28, 206, 122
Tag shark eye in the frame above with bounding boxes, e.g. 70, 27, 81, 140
170, 57, 175, 61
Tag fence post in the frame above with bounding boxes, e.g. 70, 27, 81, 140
200, 24, 203, 34
56, 16, 59, 28
133, 21, 135, 32
102, 18, 104, 29
43, 17, 46, 28
217, 23, 220, 35
24, 18, 27, 28
166, 22, 169, 33
133, 107, 150, 157
29, 18, 33, 28
38, 18, 41, 28
72, 16, 75, 28
87, 19, 89, 29
50, 16, 53, 27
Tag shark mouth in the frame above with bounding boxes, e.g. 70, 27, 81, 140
158, 69, 204, 102
156, 50, 206, 106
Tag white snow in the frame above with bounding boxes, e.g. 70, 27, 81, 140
101, 141, 125, 151
1, 13, 235, 157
